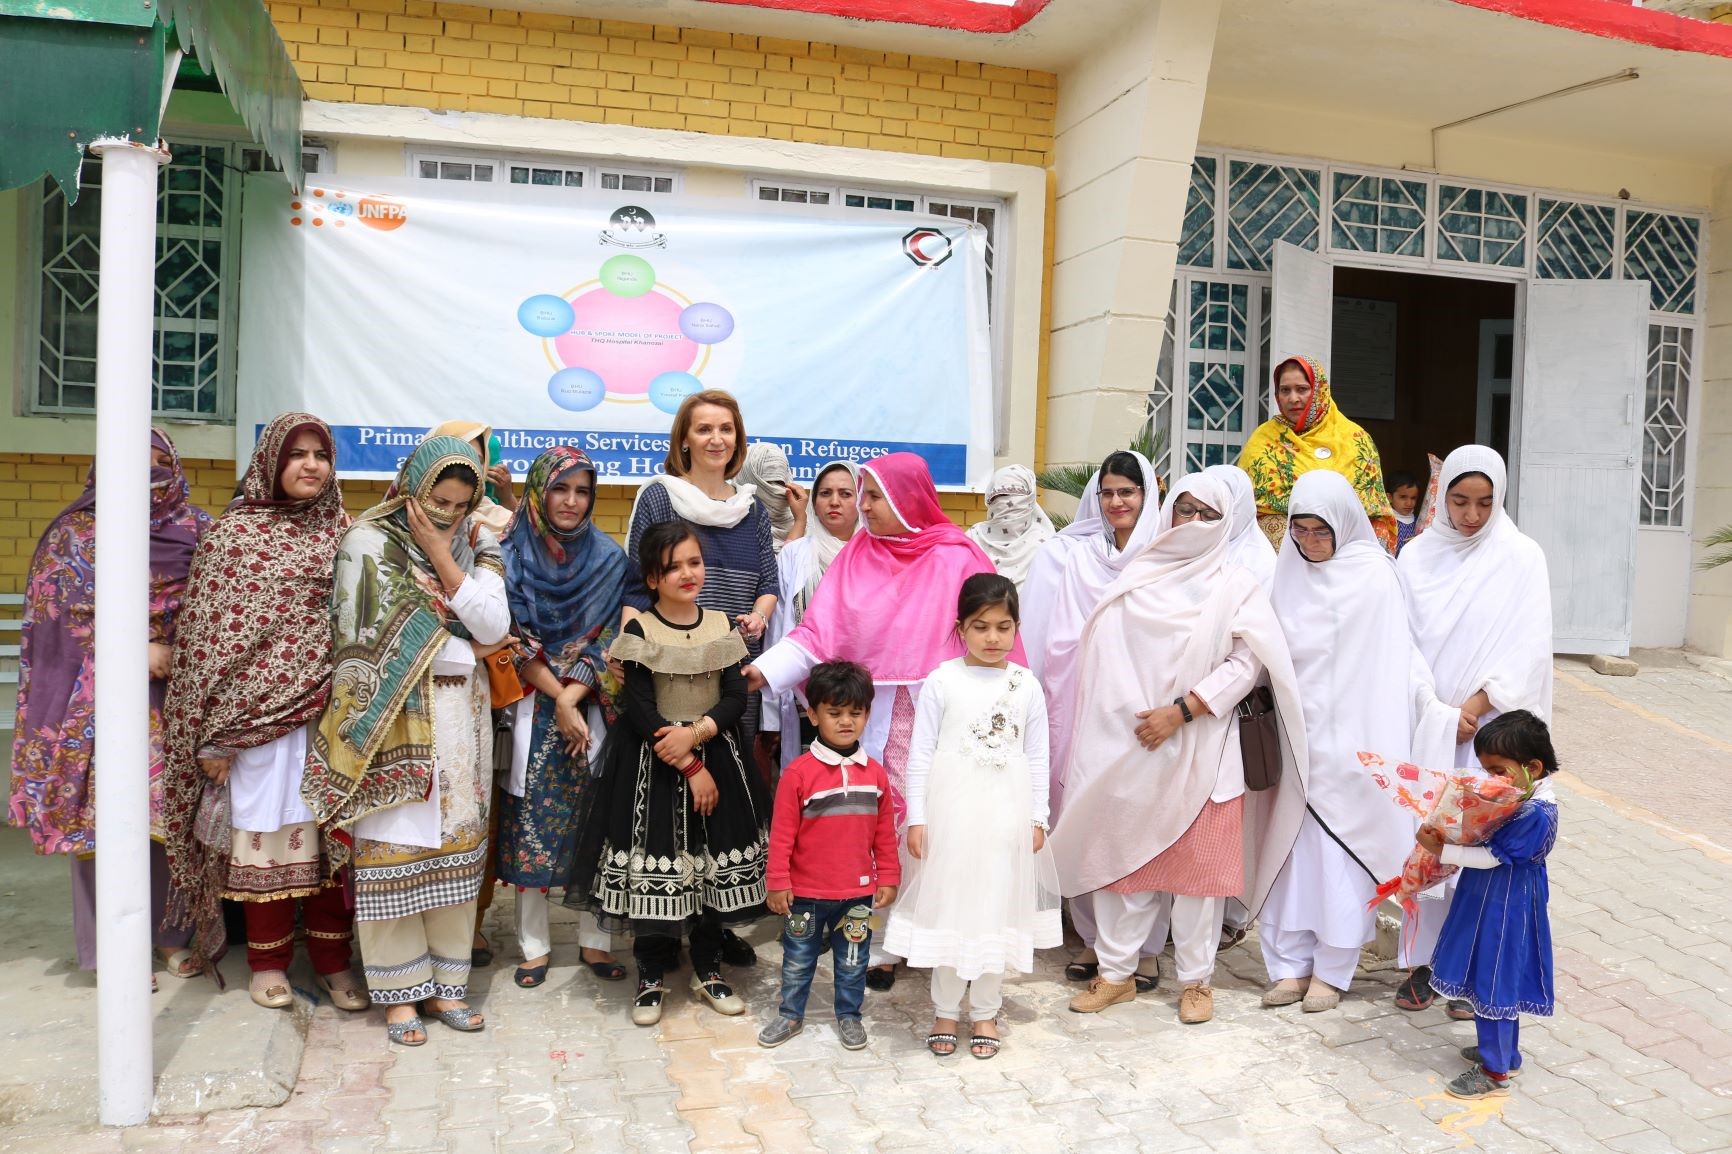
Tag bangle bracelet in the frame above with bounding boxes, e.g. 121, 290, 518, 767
678, 757, 704, 779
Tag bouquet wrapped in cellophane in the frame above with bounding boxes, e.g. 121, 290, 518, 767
1357, 752, 1531, 950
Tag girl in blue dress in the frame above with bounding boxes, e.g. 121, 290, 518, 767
1417, 709, 1558, 1100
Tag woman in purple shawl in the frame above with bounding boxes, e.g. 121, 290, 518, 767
7, 430, 213, 981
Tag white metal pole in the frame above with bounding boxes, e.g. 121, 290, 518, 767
88, 136, 169, 1128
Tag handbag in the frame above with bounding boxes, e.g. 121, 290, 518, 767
485, 646, 528, 710
1235, 684, 1282, 792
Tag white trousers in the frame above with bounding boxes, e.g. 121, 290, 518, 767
515, 887, 611, 961
1259, 925, 1360, 990
1400, 888, 1455, 970
1071, 891, 1170, 961
930, 966, 1003, 1022
1095, 891, 1222, 986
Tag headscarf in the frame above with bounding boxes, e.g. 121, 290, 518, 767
1238, 355, 1398, 553
160, 413, 348, 957
1271, 472, 1456, 883
425, 419, 512, 536
967, 464, 1055, 588
300, 436, 500, 838
779, 452, 1017, 684
735, 442, 794, 550
1020, 451, 1162, 813
503, 446, 626, 689
1204, 463, 1277, 592
794, 460, 860, 619
8, 430, 211, 856
1049, 472, 1309, 913
1397, 446, 1553, 752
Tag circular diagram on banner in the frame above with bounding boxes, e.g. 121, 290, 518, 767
520, 255, 736, 413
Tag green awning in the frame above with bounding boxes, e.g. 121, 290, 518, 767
0, 0, 302, 200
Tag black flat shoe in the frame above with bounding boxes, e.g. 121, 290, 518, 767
515, 963, 548, 988
584, 958, 627, 981
1064, 961, 1099, 982
1133, 971, 1159, 994
471, 933, 493, 969
865, 964, 897, 991
719, 927, 757, 967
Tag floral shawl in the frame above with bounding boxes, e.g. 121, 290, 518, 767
300, 436, 502, 843
161, 413, 348, 952
1238, 355, 1397, 553
8, 430, 211, 856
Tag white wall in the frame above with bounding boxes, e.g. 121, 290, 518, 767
1687, 164, 1732, 657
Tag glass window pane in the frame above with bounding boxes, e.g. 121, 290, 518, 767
419, 160, 439, 179
510, 166, 529, 184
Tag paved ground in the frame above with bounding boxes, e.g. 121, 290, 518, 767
10, 651, 1732, 1153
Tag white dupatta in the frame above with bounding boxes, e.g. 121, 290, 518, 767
1206, 463, 1277, 592
967, 464, 1055, 587
1049, 473, 1309, 912
630, 472, 758, 529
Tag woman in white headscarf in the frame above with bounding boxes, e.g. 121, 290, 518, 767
736, 442, 795, 552
1392, 445, 1553, 1015
968, 464, 1055, 589
760, 460, 860, 769
1204, 463, 1277, 592
1051, 471, 1309, 1025
1260, 472, 1457, 1013
1021, 450, 1165, 987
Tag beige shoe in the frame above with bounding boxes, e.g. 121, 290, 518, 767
317, 969, 371, 1012
1302, 979, 1341, 1013
1178, 982, 1213, 1024
249, 969, 293, 1010
1262, 978, 1306, 1008
1068, 975, 1137, 1014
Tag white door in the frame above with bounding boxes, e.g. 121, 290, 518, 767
1270, 240, 1333, 389
1515, 280, 1648, 656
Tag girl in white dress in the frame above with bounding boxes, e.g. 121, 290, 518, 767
884, 574, 1062, 1059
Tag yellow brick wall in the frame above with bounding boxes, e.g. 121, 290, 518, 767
0, 461, 984, 595
265, 1, 1057, 165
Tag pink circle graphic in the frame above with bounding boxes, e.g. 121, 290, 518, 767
552, 288, 698, 396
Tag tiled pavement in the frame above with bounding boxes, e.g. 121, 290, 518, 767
16, 651, 1732, 1153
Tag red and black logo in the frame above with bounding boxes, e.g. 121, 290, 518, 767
902, 227, 954, 268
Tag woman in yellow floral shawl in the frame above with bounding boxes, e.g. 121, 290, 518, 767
1238, 355, 1398, 554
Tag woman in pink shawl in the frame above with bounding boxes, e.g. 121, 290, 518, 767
746, 451, 1014, 986
8, 430, 213, 983
1050, 471, 1308, 1025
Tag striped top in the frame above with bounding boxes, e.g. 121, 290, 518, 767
623, 483, 779, 615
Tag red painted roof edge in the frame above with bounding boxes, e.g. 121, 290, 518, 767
694, 0, 1053, 34
1446, 0, 1732, 60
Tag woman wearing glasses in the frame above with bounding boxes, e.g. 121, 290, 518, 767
1258, 472, 1457, 1013
1051, 472, 1308, 1026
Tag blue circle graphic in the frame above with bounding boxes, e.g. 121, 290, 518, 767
548, 367, 605, 411
518, 294, 576, 338
648, 371, 703, 414
679, 302, 735, 345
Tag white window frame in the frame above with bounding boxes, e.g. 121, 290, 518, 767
408, 149, 682, 194
750, 180, 835, 205
241, 142, 332, 177
24, 136, 247, 421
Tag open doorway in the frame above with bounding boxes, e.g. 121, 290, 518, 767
1326, 266, 1517, 490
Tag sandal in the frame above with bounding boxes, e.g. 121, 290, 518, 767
926, 1032, 958, 1057
583, 954, 627, 981
427, 1002, 486, 1032
970, 1034, 1002, 1060
386, 1014, 427, 1047
515, 963, 549, 989
1394, 967, 1436, 1012
158, 948, 204, 979
1064, 960, 1099, 982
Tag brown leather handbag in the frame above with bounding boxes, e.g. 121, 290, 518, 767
1235, 685, 1283, 792
485, 646, 528, 710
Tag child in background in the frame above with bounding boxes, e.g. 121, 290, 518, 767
1387, 471, 1422, 554
1417, 710, 1559, 1100
885, 574, 1062, 1060
567, 519, 770, 1028
759, 661, 900, 1051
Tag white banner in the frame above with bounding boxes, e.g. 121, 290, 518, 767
237, 176, 994, 487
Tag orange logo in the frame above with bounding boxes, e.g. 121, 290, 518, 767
357, 196, 408, 231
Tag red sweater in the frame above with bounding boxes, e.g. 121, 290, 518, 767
767, 744, 901, 899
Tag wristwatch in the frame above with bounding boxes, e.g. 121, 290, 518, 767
1173, 696, 1194, 724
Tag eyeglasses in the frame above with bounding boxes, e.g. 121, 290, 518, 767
1100, 486, 1142, 503
1172, 502, 1222, 523
1289, 523, 1334, 541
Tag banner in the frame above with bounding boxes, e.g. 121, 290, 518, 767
236, 176, 994, 487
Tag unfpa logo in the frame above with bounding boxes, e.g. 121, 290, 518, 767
288, 189, 408, 232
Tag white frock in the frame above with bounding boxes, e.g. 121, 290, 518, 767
883, 660, 1063, 979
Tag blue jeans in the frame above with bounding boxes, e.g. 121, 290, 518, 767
777, 896, 873, 1022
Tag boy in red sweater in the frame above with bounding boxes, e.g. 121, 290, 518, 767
759, 661, 900, 1051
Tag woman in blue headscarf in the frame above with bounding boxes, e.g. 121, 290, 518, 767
302, 435, 512, 1046
496, 446, 629, 989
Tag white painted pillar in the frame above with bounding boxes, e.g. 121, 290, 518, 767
88, 136, 169, 1128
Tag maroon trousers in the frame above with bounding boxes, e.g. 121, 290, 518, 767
244, 885, 353, 974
